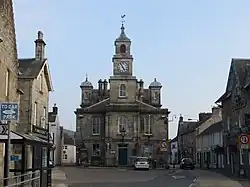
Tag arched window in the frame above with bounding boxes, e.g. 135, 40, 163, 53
120, 44, 126, 53
119, 84, 126, 97
118, 116, 127, 133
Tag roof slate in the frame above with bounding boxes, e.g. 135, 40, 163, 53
198, 121, 222, 136
18, 58, 46, 78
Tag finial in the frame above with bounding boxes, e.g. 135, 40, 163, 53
154, 78, 157, 82
85, 73, 88, 81
54, 103, 56, 107
121, 14, 126, 34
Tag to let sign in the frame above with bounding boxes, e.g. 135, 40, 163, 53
0, 103, 19, 121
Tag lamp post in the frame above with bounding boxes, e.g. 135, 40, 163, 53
120, 126, 126, 143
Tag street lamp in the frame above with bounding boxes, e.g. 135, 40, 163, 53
120, 126, 126, 142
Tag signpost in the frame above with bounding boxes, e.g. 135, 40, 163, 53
160, 141, 167, 152
0, 102, 19, 185
238, 134, 250, 149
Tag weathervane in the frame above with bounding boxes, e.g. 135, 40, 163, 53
121, 14, 126, 25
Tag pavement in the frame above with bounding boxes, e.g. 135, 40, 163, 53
52, 168, 68, 187
191, 169, 249, 187
52, 166, 250, 187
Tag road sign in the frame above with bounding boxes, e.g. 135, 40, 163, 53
160, 141, 167, 152
0, 103, 19, 121
240, 135, 249, 144
10, 155, 21, 161
0, 125, 7, 135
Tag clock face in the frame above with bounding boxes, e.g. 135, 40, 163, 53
118, 61, 129, 72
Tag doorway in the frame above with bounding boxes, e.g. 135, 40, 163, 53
118, 144, 128, 166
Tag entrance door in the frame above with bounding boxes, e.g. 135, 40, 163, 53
118, 146, 128, 166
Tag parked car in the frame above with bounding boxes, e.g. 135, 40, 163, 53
134, 157, 150, 170
180, 158, 195, 170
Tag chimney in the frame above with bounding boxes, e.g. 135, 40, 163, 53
98, 79, 103, 90
139, 79, 144, 88
53, 103, 58, 114
35, 31, 46, 60
212, 106, 221, 115
199, 112, 212, 122
179, 114, 183, 123
103, 79, 108, 90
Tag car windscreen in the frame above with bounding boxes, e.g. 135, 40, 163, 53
183, 158, 192, 163
136, 157, 148, 162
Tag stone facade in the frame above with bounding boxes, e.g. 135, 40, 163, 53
0, 0, 20, 104
18, 31, 53, 133
0, 0, 22, 183
216, 58, 250, 179
177, 113, 212, 162
75, 23, 169, 167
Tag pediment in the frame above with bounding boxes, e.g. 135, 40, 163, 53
136, 100, 159, 111
83, 98, 110, 112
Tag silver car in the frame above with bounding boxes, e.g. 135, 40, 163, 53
134, 157, 150, 170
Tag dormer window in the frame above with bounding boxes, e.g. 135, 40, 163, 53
119, 84, 126, 97
120, 44, 126, 53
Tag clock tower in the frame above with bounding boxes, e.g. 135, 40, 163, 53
112, 23, 133, 76
109, 20, 137, 103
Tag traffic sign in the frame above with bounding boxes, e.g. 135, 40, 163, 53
0, 103, 19, 121
160, 141, 167, 152
240, 135, 249, 144
0, 125, 7, 135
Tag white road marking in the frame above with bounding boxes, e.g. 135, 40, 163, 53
172, 175, 185, 179
188, 177, 198, 187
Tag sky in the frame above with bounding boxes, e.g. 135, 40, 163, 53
12, 0, 250, 139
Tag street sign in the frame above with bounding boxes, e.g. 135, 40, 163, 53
0, 125, 7, 135
240, 135, 249, 144
160, 141, 167, 152
238, 134, 250, 149
10, 155, 21, 161
0, 103, 19, 121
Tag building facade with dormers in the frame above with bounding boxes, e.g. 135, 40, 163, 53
216, 58, 250, 179
75, 23, 170, 167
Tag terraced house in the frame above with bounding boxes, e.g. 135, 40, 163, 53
216, 58, 250, 179
75, 23, 169, 167
0, 0, 23, 181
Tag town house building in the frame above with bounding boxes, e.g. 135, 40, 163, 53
75, 23, 169, 167
17, 31, 53, 170
48, 104, 63, 166
216, 58, 250, 179
0, 0, 23, 181
196, 120, 223, 169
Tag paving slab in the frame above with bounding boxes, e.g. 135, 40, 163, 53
193, 170, 243, 187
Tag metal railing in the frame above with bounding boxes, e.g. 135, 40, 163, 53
0, 170, 40, 187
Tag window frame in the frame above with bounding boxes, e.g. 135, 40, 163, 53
144, 115, 153, 135
92, 144, 100, 156
119, 84, 126, 97
92, 117, 101, 135
118, 116, 127, 134
34, 102, 37, 126
5, 69, 10, 97
39, 74, 43, 91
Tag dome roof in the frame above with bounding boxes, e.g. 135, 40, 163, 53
80, 77, 93, 88
149, 78, 162, 88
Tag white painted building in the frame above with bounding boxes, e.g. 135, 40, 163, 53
62, 144, 76, 165
48, 104, 63, 165
196, 118, 224, 169
170, 137, 178, 164
62, 129, 76, 165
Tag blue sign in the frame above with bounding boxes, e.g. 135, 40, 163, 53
0, 103, 19, 121
10, 155, 21, 161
